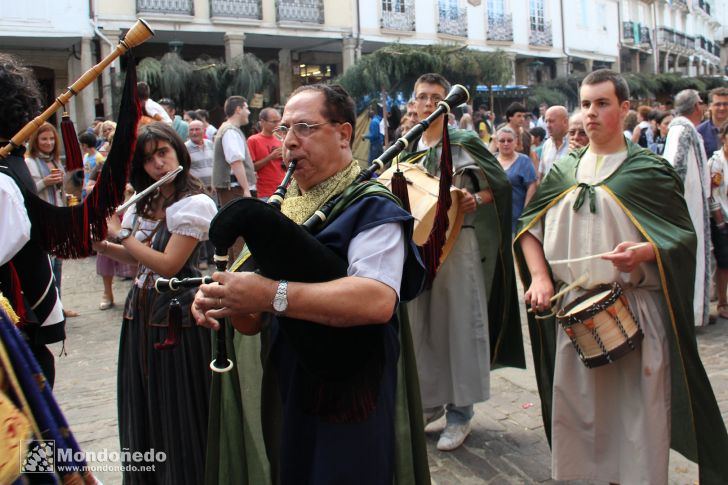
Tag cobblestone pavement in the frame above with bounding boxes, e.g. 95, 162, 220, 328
50, 257, 728, 484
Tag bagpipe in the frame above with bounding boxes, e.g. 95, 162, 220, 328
0, 20, 152, 481
155, 84, 469, 422
0, 19, 154, 259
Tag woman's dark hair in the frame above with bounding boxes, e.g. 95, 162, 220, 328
655, 110, 673, 126
0, 53, 42, 139
131, 122, 204, 216
529, 126, 546, 142
185, 110, 201, 121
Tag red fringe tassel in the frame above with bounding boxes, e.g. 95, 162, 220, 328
419, 121, 454, 288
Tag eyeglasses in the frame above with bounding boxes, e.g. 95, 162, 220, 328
568, 129, 588, 136
415, 94, 444, 104
273, 121, 339, 138
497, 138, 514, 143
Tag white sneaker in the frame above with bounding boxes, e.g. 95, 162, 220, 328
436, 422, 471, 451
424, 407, 445, 426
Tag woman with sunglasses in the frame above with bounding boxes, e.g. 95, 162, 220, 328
495, 126, 537, 234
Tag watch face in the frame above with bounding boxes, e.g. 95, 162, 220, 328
273, 296, 287, 312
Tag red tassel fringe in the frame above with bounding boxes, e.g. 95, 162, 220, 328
60, 114, 83, 172
420, 121, 454, 288
390, 169, 411, 214
23, 55, 141, 259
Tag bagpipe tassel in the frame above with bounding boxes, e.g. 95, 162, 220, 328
154, 298, 181, 350
60, 113, 83, 172
23, 53, 141, 259
419, 121, 454, 288
390, 166, 411, 214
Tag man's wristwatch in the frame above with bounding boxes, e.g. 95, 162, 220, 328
116, 228, 133, 243
474, 193, 483, 205
272, 280, 288, 314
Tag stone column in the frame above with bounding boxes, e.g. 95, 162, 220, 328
688, 56, 697, 77
278, 48, 293, 104
632, 50, 641, 73
342, 37, 357, 73
555, 57, 570, 78
73, 37, 96, 132
584, 59, 594, 73
98, 29, 121, 119
225, 33, 246, 62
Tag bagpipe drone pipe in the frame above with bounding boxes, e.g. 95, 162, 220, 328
0, 20, 153, 327
0, 20, 154, 259
155, 84, 470, 422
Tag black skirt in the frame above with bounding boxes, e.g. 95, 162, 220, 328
117, 285, 211, 485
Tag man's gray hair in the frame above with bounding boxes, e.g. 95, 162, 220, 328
673, 89, 701, 117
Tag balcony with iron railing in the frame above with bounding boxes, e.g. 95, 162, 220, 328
671, 0, 688, 10
698, 0, 711, 16
658, 27, 695, 52
137, 0, 193, 15
438, 5, 467, 37
623, 21, 634, 42
639, 26, 651, 47
380, 0, 415, 31
277, 0, 324, 24
210, 0, 261, 19
529, 20, 552, 47
487, 13, 513, 42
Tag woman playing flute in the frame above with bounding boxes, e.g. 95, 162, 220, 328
93, 122, 216, 484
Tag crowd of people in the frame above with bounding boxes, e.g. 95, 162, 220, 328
2, 46, 728, 485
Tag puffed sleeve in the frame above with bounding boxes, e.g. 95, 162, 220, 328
165, 194, 217, 241
0, 173, 31, 266
120, 203, 137, 229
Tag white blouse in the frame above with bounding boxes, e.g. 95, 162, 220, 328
121, 194, 217, 287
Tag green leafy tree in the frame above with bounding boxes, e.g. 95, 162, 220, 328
136, 52, 275, 111
337, 44, 512, 101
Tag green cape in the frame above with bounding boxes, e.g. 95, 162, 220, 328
394, 127, 525, 368
205, 181, 431, 485
514, 141, 728, 484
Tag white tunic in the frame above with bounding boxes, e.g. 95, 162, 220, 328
529, 150, 671, 484
407, 141, 491, 408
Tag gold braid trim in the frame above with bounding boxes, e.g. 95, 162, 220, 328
0, 293, 19, 325
281, 160, 361, 224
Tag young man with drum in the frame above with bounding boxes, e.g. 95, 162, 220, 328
399, 73, 524, 451
515, 69, 728, 483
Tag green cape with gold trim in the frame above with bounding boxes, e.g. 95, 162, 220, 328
204, 181, 431, 485
394, 127, 525, 369
513, 141, 728, 484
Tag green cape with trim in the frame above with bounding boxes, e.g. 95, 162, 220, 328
205, 181, 431, 485
513, 141, 728, 484
394, 127, 525, 369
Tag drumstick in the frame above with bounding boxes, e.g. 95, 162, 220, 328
115, 166, 183, 214
547, 242, 650, 266
527, 271, 589, 314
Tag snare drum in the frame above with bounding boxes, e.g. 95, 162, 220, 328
378, 164, 464, 263
556, 282, 643, 368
